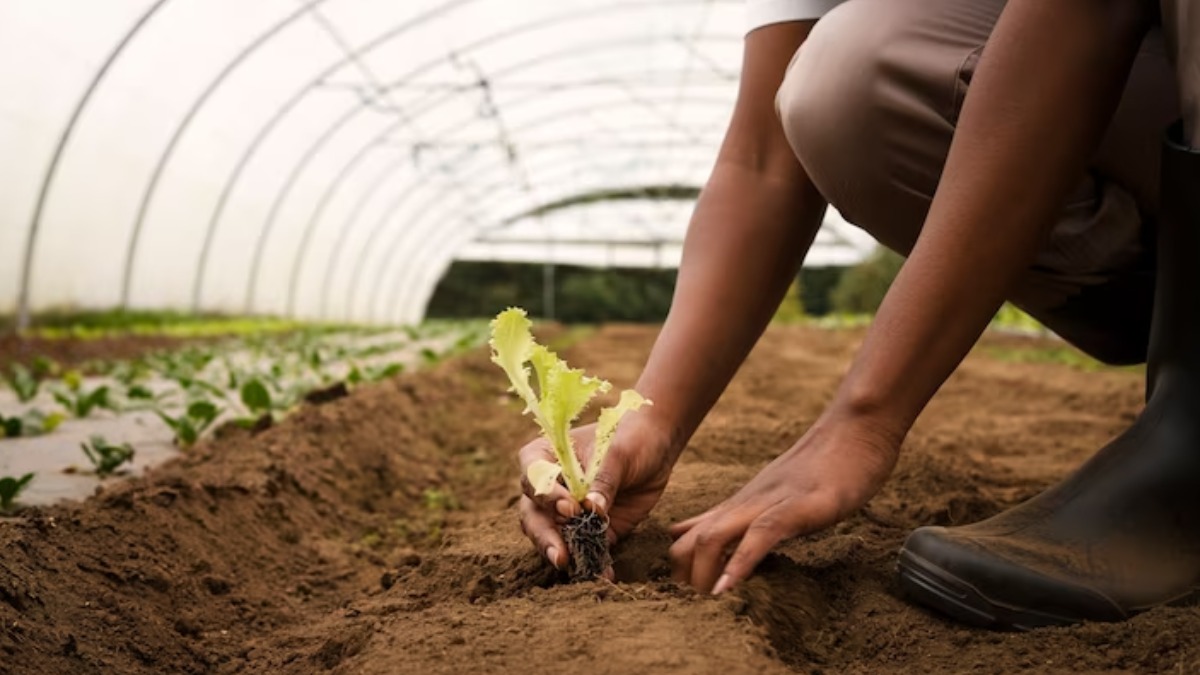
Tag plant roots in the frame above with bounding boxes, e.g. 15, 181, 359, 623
561, 509, 612, 581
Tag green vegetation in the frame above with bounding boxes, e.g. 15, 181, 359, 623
239, 379, 274, 417
346, 362, 404, 386
4, 364, 41, 403
491, 308, 650, 502
797, 266, 844, 316
7, 309, 317, 340
0, 409, 64, 438
772, 281, 807, 324
157, 401, 222, 447
80, 436, 135, 477
51, 372, 113, 418
981, 343, 1141, 373
0, 474, 34, 511
0, 319, 488, 460
991, 304, 1049, 334
830, 247, 906, 314
428, 261, 677, 323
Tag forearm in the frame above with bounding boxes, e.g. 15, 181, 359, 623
831, 0, 1152, 439
625, 22, 822, 457
635, 163, 825, 455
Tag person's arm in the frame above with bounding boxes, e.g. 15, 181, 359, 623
627, 21, 827, 464
831, 0, 1153, 438
671, 0, 1154, 594
517, 22, 827, 568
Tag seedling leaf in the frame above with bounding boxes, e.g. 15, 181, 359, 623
527, 459, 564, 496
0, 415, 21, 438
80, 435, 135, 477
240, 379, 272, 415
187, 400, 220, 423
0, 473, 34, 510
587, 390, 651, 485
7, 364, 39, 403
490, 307, 648, 503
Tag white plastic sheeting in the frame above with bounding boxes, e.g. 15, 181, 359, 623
0, 0, 874, 325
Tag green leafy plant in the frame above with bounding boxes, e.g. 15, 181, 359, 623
0, 409, 66, 438
346, 362, 404, 386
0, 414, 18, 439
240, 379, 273, 416
490, 307, 650, 579
157, 400, 222, 446
30, 356, 60, 379
4, 364, 40, 403
110, 360, 153, 386
0, 473, 34, 511
80, 435, 135, 477
52, 383, 112, 418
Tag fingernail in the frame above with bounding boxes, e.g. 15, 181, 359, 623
586, 492, 608, 514
546, 547, 562, 569
711, 574, 732, 596
555, 501, 574, 518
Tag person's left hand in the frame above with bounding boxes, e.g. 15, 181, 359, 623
668, 416, 900, 594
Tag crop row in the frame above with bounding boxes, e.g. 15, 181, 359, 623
0, 319, 490, 509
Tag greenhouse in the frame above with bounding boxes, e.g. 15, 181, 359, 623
1, 0, 873, 327
2, 0, 1198, 673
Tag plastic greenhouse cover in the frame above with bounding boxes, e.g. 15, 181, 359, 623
0, 0, 873, 325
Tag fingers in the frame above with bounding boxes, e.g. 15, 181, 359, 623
671, 496, 834, 595
518, 441, 582, 517
518, 495, 567, 570
668, 505, 759, 593
712, 510, 791, 594
519, 471, 580, 517
584, 460, 622, 519
668, 506, 719, 537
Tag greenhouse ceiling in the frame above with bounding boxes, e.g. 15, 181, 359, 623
0, 0, 873, 326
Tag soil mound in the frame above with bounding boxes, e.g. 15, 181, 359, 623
0, 325, 1195, 674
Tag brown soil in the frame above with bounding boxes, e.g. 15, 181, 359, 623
1, 324, 1196, 674
0, 334, 219, 374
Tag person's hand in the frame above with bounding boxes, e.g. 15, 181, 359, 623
669, 416, 900, 594
517, 419, 676, 573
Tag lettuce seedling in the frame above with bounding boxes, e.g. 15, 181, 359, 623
52, 383, 112, 419
347, 362, 404, 386
0, 473, 34, 511
80, 435, 135, 477
0, 409, 65, 438
157, 400, 222, 446
490, 308, 650, 579
240, 379, 273, 416
4, 364, 40, 403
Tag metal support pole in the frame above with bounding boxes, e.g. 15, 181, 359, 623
15, 0, 172, 332
542, 262, 556, 320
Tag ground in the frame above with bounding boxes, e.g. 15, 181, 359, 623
0, 324, 1195, 674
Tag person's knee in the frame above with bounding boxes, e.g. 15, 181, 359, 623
775, 0, 960, 228
775, 1, 895, 202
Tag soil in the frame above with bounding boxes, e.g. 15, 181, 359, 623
0, 334, 219, 374
1, 324, 1196, 674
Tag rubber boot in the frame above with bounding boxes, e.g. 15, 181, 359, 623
897, 122, 1200, 629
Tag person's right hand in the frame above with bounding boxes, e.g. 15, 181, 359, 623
517, 418, 676, 572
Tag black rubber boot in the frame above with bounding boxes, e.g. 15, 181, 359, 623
897, 122, 1200, 629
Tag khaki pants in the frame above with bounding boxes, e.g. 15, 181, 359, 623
777, 0, 1195, 364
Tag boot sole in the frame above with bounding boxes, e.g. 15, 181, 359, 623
897, 548, 1082, 630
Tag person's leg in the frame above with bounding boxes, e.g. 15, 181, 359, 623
778, 0, 1200, 629
896, 11, 1200, 630
775, 0, 1178, 365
